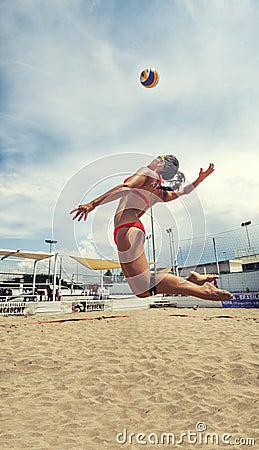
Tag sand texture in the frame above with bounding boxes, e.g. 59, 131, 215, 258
0, 308, 258, 449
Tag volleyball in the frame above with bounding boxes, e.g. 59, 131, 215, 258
140, 68, 159, 88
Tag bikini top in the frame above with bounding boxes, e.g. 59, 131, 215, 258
123, 174, 163, 208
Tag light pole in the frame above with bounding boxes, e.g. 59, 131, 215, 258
241, 221, 252, 255
178, 246, 184, 268
145, 235, 151, 262
212, 237, 220, 279
45, 239, 58, 283
150, 207, 157, 274
166, 227, 178, 276
172, 231, 179, 277
166, 228, 173, 270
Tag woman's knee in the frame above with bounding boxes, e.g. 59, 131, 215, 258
127, 280, 150, 298
135, 290, 150, 298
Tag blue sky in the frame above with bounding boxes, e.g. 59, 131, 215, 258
1, 0, 259, 270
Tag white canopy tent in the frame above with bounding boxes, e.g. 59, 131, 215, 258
0, 249, 56, 300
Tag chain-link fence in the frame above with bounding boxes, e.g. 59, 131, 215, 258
1, 224, 258, 295
175, 223, 259, 292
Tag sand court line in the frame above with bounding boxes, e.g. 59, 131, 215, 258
1, 315, 129, 327
28, 315, 129, 325
168, 313, 259, 320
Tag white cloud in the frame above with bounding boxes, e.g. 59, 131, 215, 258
78, 236, 100, 259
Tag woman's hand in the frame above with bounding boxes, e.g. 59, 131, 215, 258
70, 202, 95, 221
198, 163, 214, 182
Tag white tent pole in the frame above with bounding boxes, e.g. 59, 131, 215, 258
52, 253, 58, 302
32, 260, 38, 295
59, 256, 62, 292
100, 270, 103, 289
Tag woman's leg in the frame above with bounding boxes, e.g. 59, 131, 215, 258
154, 272, 232, 301
116, 228, 232, 301
117, 227, 151, 298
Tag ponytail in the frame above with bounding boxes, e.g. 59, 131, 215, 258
159, 171, 185, 191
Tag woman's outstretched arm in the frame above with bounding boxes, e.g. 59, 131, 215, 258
70, 172, 147, 221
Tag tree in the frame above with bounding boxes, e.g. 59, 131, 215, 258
104, 269, 112, 277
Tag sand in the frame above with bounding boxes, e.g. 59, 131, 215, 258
0, 308, 258, 450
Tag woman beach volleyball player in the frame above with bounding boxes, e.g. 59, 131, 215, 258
70, 155, 232, 301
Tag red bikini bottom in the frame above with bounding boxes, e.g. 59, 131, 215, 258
113, 221, 146, 246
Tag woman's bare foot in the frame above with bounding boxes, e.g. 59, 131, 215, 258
200, 282, 233, 301
155, 272, 233, 301
187, 271, 219, 285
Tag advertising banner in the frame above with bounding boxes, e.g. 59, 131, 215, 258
222, 293, 259, 308
0, 302, 37, 316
